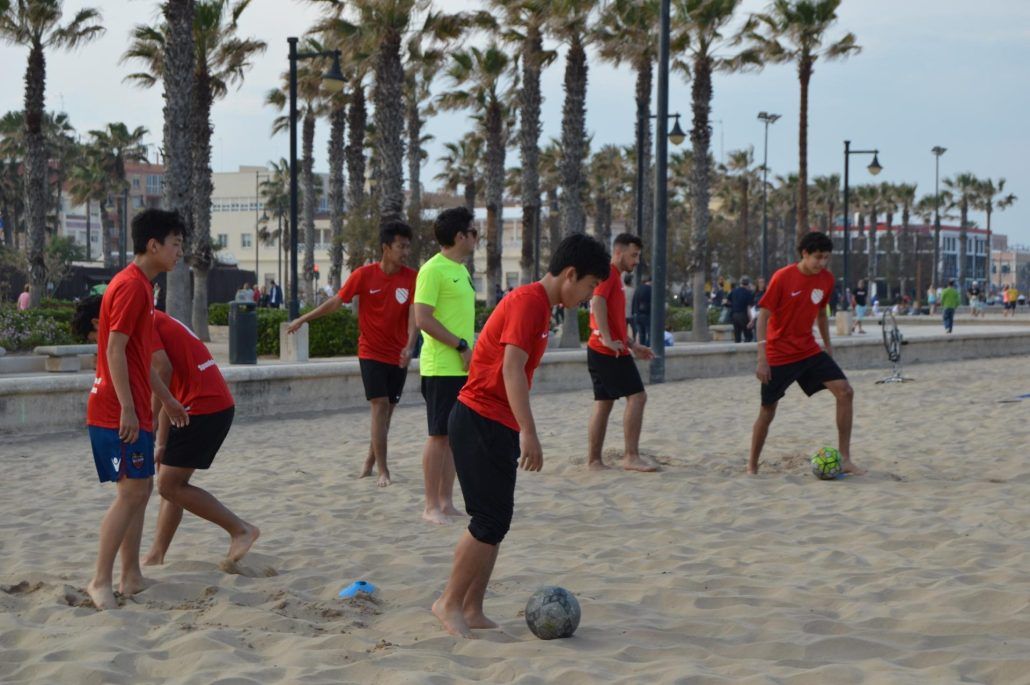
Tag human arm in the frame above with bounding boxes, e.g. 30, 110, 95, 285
107, 332, 139, 443
754, 308, 772, 383
415, 303, 472, 370
590, 295, 624, 354
149, 349, 188, 428
149, 351, 174, 468
400, 304, 417, 368
502, 344, 542, 472
817, 306, 833, 357
286, 294, 343, 334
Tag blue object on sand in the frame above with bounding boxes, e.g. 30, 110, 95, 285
339, 580, 376, 598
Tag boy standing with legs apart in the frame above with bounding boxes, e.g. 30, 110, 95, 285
748, 231, 866, 476
415, 207, 477, 524
586, 233, 658, 472
84, 209, 187, 610
433, 234, 610, 638
287, 221, 418, 486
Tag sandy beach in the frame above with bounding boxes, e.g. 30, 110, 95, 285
2, 355, 1030, 684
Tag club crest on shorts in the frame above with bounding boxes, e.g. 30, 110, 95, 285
811, 288, 824, 305
131, 451, 145, 470
395, 287, 410, 304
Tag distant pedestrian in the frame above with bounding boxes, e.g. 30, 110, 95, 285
851, 279, 868, 334
728, 277, 755, 343
1004, 285, 1019, 318
267, 280, 283, 308
967, 281, 983, 317
632, 277, 652, 347
940, 279, 960, 333
17, 284, 30, 310
926, 286, 937, 314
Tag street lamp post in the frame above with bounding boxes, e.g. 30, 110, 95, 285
287, 37, 344, 320
255, 170, 270, 290
841, 140, 882, 313
931, 146, 946, 291
648, 0, 671, 384
757, 111, 780, 280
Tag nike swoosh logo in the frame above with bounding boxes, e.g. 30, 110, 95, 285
791, 290, 802, 296
370, 289, 381, 293
452, 278, 460, 283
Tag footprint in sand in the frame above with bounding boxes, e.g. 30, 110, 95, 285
219, 559, 279, 577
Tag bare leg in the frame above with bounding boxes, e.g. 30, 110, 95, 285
748, 402, 777, 475
368, 398, 393, 487
439, 447, 461, 516
142, 497, 184, 566
825, 379, 865, 475
432, 531, 497, 638
87, 477, 151, 610
463, 543, 500, 629
421, 436, 451, 525
622, 391, 658, 472
157, 465, 260, 562
587, 400, 615, 470
118, 477, 153, 595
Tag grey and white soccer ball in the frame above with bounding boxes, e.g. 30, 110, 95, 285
525, 586, 581, 640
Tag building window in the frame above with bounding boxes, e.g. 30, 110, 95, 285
241, 233, 252, 248
132, 178, 140, 189
217, 234, 228, 248
146, 174, 162, 195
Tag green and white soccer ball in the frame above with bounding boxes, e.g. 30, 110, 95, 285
811, 446, 842, 480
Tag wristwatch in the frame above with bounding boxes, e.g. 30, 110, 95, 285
455, 338, 469, 353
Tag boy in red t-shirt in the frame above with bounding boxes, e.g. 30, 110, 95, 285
749, 231, 865, 476
80, 209, 187, 610
286, 221, 418, 486
432, 234, 610, 638
586, 233, 657, 472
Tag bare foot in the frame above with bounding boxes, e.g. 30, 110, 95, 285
842, 460, 867, 476
432, 598, 473, 638
464, 610, 498, 629
86, 579, 119, 610
622, 455, 660, 472
587, 460, 611, 471
227, 523, 260, 562
442, 505, 463, 517
118, 573, 154, 596
746, 465, 759, 475
141, 550, 164, 566
359, 453, 374, 479
377, 471, 392, 487
422, 508, 450, 525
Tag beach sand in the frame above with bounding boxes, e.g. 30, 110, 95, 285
2, 355, 1030, 684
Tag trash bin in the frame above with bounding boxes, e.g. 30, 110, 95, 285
228, 301, 257, 364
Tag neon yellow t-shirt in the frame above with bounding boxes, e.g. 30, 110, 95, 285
414, 252, 476, 377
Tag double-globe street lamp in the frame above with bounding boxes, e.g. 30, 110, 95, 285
841, 140, 882, 312
757, 111, 780, 281
286, 37, 344, 320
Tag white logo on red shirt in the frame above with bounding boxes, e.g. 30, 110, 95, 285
791, 290, 802, 297
370, 288, 382, 294
811, 288, 824, 304
395, 288, 410, 304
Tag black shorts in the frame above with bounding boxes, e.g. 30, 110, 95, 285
421, 375, 467, 436
761, 352, 846, 406
448, 401, 520, 546
587, 348, 645, 401
359, 358, 408, 404
163, 406, 235, 470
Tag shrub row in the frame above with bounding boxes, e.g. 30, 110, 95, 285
0, 300, 77, 351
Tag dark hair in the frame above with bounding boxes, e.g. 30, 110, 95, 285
613, 233, 643, 249
433, 206, 475, 247
797, 231, 833, 255
548, 234, 611, 281
380, 220, 413, 248
132, 208, 187, 254
72, 295, 102, 341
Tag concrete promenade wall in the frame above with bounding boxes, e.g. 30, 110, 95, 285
4, 329, 1030, 437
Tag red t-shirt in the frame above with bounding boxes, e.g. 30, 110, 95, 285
758, 263, 835, 366
86, 264, 155, 431
338, 263, 417, 365
151, 310, 234, 415
587, 263, 628, 357
458, 282, 552, 432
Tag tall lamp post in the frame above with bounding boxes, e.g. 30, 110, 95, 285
287, 37, 344, 320
634, 111, 686, 243
841, 140, 882, 312
757, 111, 780, 280
648, 0, 671, 384
255, 170, 269, 289
931, 146, 946, 291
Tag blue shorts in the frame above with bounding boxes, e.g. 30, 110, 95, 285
88, 426, 155, 483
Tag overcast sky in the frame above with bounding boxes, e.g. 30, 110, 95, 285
2, 0, 1028, 244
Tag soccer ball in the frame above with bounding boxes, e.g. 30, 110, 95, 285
811, 447, 842, 480
525, 586, 581, 640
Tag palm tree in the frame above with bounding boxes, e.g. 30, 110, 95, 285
720, 146, 759, 278
435, 135, 483, 212
88, 123, 149, 268
259, 158, 290, 295
437, 44, 513, 304
894, 182, 916, 298
123, 0, 265, 339
672, 0, 761, 342
810, 173, 839, 232
744, 0, 859, 240
539, 139, 563, 263
0, 0, 104, 306
879, 182, 899, 297
943, 172, 980, 292
975, 178, 1017, 291
587, 144, 627, 249
595, 0, 658, 247
66, 145, 112, 263
0, 110, 25, 249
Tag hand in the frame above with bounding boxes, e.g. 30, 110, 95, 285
460, 346, 473, 372
119, 406, 139, 444
519, 432, 543, 472
154, 444, 165, 472
824, 344, 834, 358
163, 398, 190, 428
286, 318, 304, 335
399, 348, 412, 368
632, 343, 655, 360
602, 336, 625, 354
756, 357, 772, 384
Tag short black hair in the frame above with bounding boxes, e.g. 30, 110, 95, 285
434, 206, 475, 247
380, 220, 413, 248
613, 233, 643, 249
72, 294, 102, 341
797, 231, 833, 255
548, 234, 611, 281
132, 208, 187, 254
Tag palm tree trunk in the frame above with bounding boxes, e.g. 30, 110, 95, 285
796, 54, 812, 241
547, 187, 560, 259
374, 32, 405, 222
985, 207, 992, 291
1, 202, 13, 249
519, 23, 543, 285
485, 100, 505, 304
559, 34, 588, 237
187, 67, 215, 339
405, 84, 424, 264
690, 57, 714, 342
957, 201, 968, 296
867, 209, 877, 287
162, 0, 195, 322
464, 178, 476, 281
738, 177, 749, 278
329, 103, 345, 290
24, 41, 48, 307
302, 112, 316, 304
634, 57, 654, 248
100, 201, 114, 269
345, 84, 367, 268
898, 207, 910, 298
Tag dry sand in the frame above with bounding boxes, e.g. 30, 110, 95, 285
2, 355, 1030, 684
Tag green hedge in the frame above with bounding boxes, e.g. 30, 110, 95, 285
253, 306, 358, 357
0, 301, 77, 351
209, 302, 229, 325
664, 306, 722, 332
